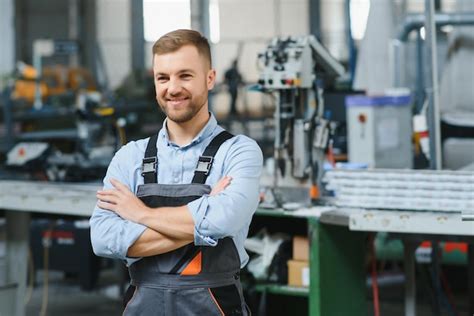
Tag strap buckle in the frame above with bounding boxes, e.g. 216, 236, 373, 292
195, 156, 213, 175
141, 157, 157, 176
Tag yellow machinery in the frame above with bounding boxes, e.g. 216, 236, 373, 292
12, 62, 96, 104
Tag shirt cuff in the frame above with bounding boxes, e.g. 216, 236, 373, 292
187, 197, 218, 247
120, 221, 147, 265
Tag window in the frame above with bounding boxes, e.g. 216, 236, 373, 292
350, 0, 371, 40
209, 0, 220, 44
143, 0, 191, 42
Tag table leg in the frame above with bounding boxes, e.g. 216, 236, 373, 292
5, 211, 30, 316
404, 240, 417, 316
469, 243, 474, 316
310, 219, 367, 316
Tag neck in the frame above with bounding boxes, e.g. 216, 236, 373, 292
166, 106, 210, 146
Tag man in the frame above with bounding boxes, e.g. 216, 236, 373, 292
224, 59, 243, 117
90, 29, 262, 316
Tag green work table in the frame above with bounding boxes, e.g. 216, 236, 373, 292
252, 207, 368, 316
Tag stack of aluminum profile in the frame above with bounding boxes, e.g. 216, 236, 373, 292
323, 169, 474, 213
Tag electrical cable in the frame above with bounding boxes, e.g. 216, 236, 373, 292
429, 264, 457, 316
369, 233, 380, 316
419, 264, 438, 316
24, 247, 35, 305
427, 242, 457, 316
39, 223, 54, 316
440, 268, 458, 316
327, 139, 336, 168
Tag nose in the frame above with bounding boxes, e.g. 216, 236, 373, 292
167, 77, 183, 96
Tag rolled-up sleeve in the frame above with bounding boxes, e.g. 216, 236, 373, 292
89, 145, 147, 266
187, 136, 263, 246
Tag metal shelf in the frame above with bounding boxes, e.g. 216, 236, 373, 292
254, 283, 309, 297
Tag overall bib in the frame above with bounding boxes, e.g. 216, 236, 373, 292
123, 131, 249, 316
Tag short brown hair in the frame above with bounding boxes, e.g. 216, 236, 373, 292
152, 29, 212, 68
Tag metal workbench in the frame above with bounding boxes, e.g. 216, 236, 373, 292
1, 180, 473, 316
0, 180, 100, 316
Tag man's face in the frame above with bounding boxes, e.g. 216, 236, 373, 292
153, 45, 215, 123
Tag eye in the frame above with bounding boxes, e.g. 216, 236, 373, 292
156, 76, 168, 82
181, 74, 192, 80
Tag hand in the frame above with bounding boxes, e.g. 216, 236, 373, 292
96, 179, 150, 223
210, 176, 232, 196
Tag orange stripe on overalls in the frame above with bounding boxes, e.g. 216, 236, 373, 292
180, 251, 202, 275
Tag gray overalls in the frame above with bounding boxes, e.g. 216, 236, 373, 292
123, 131, 249, 316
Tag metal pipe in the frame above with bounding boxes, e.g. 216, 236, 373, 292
344, 0, 356, 85
309, 0, 322, 41
68, 0, 79, 67
393, 12, 474, 87
391, 39, 403, 87
130, 0, 144, 72
425, 0, 442, 170
414, 31, 425, 112
2, 86, 14, 151
397, 12, 474, 41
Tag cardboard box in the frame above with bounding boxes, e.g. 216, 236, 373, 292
293, 236, 309, 261
287, 260, 310, 287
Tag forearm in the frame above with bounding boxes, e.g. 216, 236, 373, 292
127, 228, 192, 257
138, 205, 195, 240
90, 209, 147, 260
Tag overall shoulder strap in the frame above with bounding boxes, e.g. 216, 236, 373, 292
142, 134, 159, 184
192, 131, 234, 184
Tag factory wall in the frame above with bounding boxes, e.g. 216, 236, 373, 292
97, 0, 343, 117
0, 0, 15, 83
97, 0, 132, 90
211, 0, 310, 116
12, 0, 72, 67
320, 0, 348, 61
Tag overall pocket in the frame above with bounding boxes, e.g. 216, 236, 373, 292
208, 284, 244, 316
174, 284, 244, 316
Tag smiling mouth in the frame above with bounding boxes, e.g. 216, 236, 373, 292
166, 97, 189, 106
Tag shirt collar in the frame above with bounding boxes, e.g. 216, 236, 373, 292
159, 112, 217, 148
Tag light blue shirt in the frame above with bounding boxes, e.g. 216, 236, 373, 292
90, 113, 263, 267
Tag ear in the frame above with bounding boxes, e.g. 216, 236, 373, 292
207, 69, 216, 90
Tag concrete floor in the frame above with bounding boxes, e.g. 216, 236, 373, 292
0, 232, 468, 315
22, 270, 469, 316
26, 271, 123, 316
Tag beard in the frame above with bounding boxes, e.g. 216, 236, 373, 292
158, 92, 207, 124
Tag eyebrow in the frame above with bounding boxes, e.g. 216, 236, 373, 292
156, 69, 196, 76
177, 69, 196, 74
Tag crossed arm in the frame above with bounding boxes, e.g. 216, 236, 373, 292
96, 177, 231, 257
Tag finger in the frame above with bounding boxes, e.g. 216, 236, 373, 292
217, 181, 229, 190
96, 194, 118, 204
217, 176, 231, 186
110, 179, 132, 194
219, 177, 232, 187
97, 189, 120, 198
97, 200, 117, 212
210, 179, 231, 196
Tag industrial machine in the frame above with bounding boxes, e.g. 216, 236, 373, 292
257, 35, 346, 200
4, 92, 122, 182
345, 93, 413, 169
